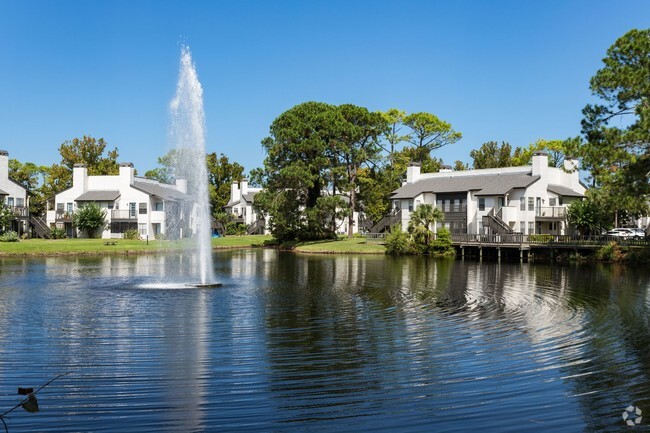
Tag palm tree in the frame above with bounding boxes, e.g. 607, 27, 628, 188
408, 203, 444, 247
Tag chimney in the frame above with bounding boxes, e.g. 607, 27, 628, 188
240, 178, 249, 196
406, 162, 421, 184
73, 163, 88, 192
175, 179, 187, 194
231, 181, 240, 204
119, 162, 135, 189
531, 151, 548, 177
563, 156, 581, 191
0, 150, 8, 181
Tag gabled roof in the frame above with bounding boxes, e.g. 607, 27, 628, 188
547, 184, 584, 198
132, 180, 189, 201
242, 191, 259, 203
391, 173, 539, 199
76, 190, 121, 201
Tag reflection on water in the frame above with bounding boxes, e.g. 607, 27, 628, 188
0, 251, 649, 432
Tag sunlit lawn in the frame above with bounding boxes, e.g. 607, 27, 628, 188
293, 236, 386, 254
0, 235, 383, 255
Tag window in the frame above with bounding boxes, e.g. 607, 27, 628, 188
408, 200, 414, 212
16, 198, 24, 207
67, 203, 73, 213
436, 199, 442, 210
478, 198, 485, 211
453, 199, 460, 213
57, 203, 64, 211
129, 203, 136, 218
139, 203, 147, 215
7, 197, 14, 206
155, 202, 164, 211
444, 200, 450, 212
528, 221, 534, 235
461, 198, 467, 213
520, 197, 525, 211
138, 223, 147, 237
549, 197, 557, 207
520, 221, 526, 234
108, 202, 114, 210
528, 197, 534, 211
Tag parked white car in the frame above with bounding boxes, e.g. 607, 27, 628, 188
605, 228, 642, 239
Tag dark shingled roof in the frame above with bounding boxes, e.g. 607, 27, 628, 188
391, 173, 539, 199
547, 184, 585, 198
132, 180, 189, 201
76, 190, 121, 201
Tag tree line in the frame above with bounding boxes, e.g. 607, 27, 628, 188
6, 28, 648, 241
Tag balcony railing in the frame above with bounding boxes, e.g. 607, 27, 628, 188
536, 206, 566, 218
111, 209, 137, 220
6, 206, 28, 218
55, 210, 74, 221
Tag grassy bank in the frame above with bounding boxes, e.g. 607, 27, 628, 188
0, 235, 273, 256
289, 237, 386, 254
0, 235, 384, 256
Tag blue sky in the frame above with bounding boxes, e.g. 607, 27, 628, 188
1, 0, 648, 176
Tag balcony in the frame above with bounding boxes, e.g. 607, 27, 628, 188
535, 206, 566, 220
55, 210, 74, 222
6, 206, 28, 218
111, 209, 137, 221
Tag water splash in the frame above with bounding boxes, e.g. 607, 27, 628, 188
169, 46, 214, 285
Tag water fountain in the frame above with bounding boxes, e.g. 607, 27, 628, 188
169, 46, 220, 288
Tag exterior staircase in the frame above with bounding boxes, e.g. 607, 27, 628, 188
482, 208, 514, 235
247, 218, 266, 235
369, 210, 402, 233
30, 215, 51, 238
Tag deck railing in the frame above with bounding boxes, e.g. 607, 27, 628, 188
111, 209, 137, 220
536, 207, 567, 218
451, 233, 650, 247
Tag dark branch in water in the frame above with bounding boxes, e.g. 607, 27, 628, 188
0, 372, 71, 433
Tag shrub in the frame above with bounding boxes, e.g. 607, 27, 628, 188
226, 222, 246, 236
0, 231, 20, 242
155, 233, 167, 241
385, 224, 413, 255
431, 228, 455, 255
50, 227, 67, 239
123, 229, 141, 240
528, 234, 555, 243
73, 203, 107, 238
595, 241, 625, 262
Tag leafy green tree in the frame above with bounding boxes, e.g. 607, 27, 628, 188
59, 136, 119, 175
255, 101, 342, 241
403, 112, 462, 163
567, 196, 611, 235
453, 160, 470, 171
378, 108, 410, 184
580, 28, 650, 218
206, 152, 244, 215
8, 159, 48, 216
0, 204, 14, 233
332, 104, 387, 236
470, 141, 515, 169
41, 136, 120, 202
72, 203, 107, 238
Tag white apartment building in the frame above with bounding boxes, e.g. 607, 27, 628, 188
0, 150, 29, 234
46, 162, 193, 239
226, 179, 361, 236
390, 152, 587, 235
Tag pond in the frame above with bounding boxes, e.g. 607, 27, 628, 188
0, 250, 649, 432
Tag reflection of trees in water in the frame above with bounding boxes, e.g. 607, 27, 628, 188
550, 264, 650, 432
261, 254, 463, 422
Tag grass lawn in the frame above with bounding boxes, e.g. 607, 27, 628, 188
0, 235, 273, 256
292, 237, 386, 254
0, 235, 382, 256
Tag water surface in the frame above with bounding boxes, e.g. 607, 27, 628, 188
0, 250, 649, 432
